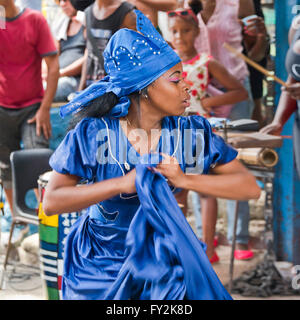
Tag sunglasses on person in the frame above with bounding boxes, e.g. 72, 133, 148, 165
167, 9, 198, 25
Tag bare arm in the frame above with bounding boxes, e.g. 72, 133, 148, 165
28, 54, 59, 139
43, 169, 137, 216
260, 75, 298, 135
120, 10, 137, 30
136, 0, 177, 11
238, 0, 255, 19
59, 56, 85, 78
238, 0, 269, 62
260, 20, 300, 135
274, 77, 299, 124
40, 54, 60, 111
183, 159, 260, 200
243, 17, 269, 62
77, 48, 88, 91
289, 15, 300, 45
155, 154, 261, 201
201, 59, 248, 111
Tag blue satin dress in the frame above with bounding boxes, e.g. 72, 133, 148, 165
49, 115, 237, 300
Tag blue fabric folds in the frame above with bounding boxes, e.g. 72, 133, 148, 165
103, 153, 232, 300
51, 116, 236, 300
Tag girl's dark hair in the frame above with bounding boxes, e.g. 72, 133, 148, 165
188, 0, 202, 15
68, 87, 148, 130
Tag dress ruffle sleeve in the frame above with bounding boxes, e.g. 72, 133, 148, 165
184, 116, 238, 174
49, 118, 100, 181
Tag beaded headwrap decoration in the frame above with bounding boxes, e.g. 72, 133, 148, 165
60, 10, 181, 118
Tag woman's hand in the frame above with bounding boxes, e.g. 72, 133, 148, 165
154, 153, 186, 188
119, 168, 137, 194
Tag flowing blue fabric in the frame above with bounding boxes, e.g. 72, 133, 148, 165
50, 116, 236, 300
59, 9, 181, 119
104, 153, 232, 300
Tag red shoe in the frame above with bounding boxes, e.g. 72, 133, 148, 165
209, 252, 220, 264
234, 250, 254, 260
213, 236, 218, 248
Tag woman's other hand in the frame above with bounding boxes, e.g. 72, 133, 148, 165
155, 153, 186, 188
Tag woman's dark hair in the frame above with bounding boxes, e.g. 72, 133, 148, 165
68, 92, 118, 129
68, 87, 148, 130
188, 0, 202, 15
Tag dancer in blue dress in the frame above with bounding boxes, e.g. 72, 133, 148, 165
43, 10, 261, 300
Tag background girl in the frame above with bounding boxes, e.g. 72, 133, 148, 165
168, 8, 248, 263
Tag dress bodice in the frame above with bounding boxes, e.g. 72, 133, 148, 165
50, 115, 237, 229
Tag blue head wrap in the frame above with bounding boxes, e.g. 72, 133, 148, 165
60, 10, 181, 118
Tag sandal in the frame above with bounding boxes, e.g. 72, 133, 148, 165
234, 250, 254, 260
209, 252, 220, 264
